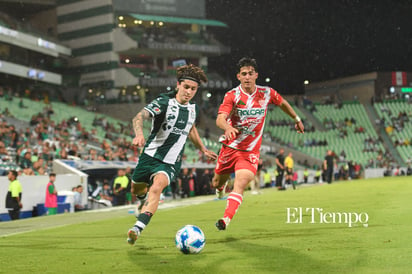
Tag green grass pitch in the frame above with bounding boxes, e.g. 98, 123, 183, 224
1, 176, 411, 273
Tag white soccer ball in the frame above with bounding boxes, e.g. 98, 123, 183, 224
175, 225, 206, 254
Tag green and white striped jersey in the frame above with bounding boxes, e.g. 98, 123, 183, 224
143, 92, 198, 165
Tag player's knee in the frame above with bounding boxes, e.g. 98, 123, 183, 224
150, 182, 165, 195
151, 176, 169, 193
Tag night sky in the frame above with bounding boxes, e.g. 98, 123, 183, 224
206, 0, 412, 94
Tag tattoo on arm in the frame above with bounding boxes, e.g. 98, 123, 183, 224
133, 109, 150, 136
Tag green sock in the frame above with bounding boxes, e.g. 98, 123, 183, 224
135, 211, 153, 232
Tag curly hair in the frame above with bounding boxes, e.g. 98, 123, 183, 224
177, 64, 207, 84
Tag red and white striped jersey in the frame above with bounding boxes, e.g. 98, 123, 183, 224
218, 84, 283, 152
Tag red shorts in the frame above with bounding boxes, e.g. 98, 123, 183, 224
214, 145, 260, 175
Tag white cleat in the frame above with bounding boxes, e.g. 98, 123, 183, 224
215, 182, 228, 199
127, 226, 140, 245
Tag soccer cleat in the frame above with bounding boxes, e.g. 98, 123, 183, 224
127, 226, 140, 245
216, 217, 230, 231
216, 188, 225, 199
215, 182, 227, 199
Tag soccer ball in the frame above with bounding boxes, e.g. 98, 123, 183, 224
175, 225, 205, 254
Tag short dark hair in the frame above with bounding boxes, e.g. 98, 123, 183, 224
177, 64, 207, 85
9, 170, 18, 178
237, 57, 258, 72
50, 173, 56, 177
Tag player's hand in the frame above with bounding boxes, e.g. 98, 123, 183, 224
203, 149, 218, 161
224, 126, 239, 141
133, 135, 146, 147
295, 121, 304, 134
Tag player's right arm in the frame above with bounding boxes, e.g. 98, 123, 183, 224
216, 91, 239, 141
132, 108, 151, 147
216, 113, 239, 141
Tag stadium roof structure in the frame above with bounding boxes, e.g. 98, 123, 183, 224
129, 13, 228, 27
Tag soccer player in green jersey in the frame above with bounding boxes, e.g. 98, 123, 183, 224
127, 64, 218, 245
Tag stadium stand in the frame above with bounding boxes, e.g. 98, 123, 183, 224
0, 95, 219, 165
374, 100, 412, 164
264, 102, 386, 167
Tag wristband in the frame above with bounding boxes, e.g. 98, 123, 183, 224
294, 116, 301, 123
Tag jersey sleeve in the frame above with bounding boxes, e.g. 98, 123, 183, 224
218, 91, 235, 115
269, 88, 283, 106
144, 94, 169, 117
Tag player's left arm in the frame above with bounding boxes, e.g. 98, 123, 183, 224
188, 126, 217, 161
278, 100, 304, 133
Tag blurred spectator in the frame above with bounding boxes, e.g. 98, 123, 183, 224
100, 182, 114, 205
45, 173, 58, 215
407, 165, 412, 176
113, 168, 129, 206
5, 170, 22, 220
197, 169, 212, 195
323, 150, 335, 184
20, 151, 34, 175
74, 185, 86, 211
275, 148, 285, 188
303, 168, 309, 184
178, 168, 192, 198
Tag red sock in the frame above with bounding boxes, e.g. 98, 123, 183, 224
223, 192, 243, 220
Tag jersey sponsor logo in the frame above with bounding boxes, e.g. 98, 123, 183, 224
171, 127, 189, 136
237, 108, 265, 117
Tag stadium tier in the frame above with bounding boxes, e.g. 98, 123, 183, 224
0, 97, 219, 163
265, 102, 385, 166
374, 100, 412, 164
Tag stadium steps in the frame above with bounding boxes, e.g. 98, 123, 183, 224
374, 101, 411, 165
367, 103, 405, 166
364, 104, 380, 132
378, 127, 406, 166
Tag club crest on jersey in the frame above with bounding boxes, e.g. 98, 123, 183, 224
238, 100, 246, 106
258, 99, 266, 108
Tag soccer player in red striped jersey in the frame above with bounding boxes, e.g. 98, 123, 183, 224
212, 57, 304, 230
